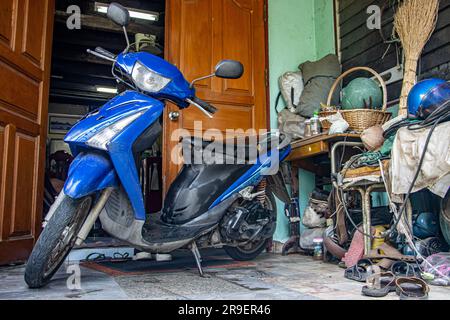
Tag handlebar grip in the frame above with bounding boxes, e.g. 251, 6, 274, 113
192, 97, 218, 114
95, 47, 116, 59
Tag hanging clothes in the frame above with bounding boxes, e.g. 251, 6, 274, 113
390, 123, 450, 199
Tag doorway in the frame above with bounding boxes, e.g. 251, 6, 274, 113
45, 0, 167, 241
0, 0, 269, 264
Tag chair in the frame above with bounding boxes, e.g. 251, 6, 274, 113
331, 142, 412, 255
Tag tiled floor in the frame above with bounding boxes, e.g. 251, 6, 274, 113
0, 252, 449, 300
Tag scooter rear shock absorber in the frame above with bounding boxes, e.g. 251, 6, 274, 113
256, 179, 267, 206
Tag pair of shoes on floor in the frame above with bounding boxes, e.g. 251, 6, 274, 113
345, 258, 422, 282
361, 265, 429, 299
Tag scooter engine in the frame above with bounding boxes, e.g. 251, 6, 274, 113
220, 200, 274, 243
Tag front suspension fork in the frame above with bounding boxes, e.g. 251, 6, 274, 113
75, 188, 113, 245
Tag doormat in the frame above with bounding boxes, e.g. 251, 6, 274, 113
81, 248, 256, 276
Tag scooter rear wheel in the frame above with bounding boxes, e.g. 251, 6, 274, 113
24, 193, 92, 288
224, 191, 276, 261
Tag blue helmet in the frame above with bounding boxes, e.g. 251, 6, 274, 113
407, 78, 449, 118
413, 212, 439, 239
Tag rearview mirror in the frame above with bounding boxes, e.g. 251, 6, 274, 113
214, 60, 244, 79
107, 2, 130, 27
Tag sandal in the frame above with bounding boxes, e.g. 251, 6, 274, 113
361, 266, 396, 298
395, 277, 429, 300
344, 259, 374, 282
391, 261, 422, 278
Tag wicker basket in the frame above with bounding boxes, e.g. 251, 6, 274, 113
319, 67, 391, 132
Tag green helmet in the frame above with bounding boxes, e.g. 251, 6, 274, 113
341, 77, 383, 110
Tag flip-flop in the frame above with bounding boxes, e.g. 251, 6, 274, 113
395, 277, 429, 300
362, 267, 396, 298
344, 259, 374, 282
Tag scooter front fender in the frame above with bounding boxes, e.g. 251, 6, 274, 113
64, 151, 119, 199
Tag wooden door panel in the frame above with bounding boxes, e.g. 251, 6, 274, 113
164, 0, 268, 192
10, 133, 37, 237
21, 0, 46, 66
222, 0, 254, 96
0, 0, 17, 48
182, 104, 254, 132
0, 0, 54, 264
178, 0, 214, 90
0, 59, 40, 119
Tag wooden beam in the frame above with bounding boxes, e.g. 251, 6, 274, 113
51, 60, 114, 79
55, 10, 164, 39
53, 45, 113, 66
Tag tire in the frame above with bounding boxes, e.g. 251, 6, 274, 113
224, 191, 276, 261
25, 193, 92, 288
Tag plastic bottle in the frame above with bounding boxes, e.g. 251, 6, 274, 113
310, 112, 321, 135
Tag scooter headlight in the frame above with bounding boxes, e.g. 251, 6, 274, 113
132, 61, 171, 93
86, 112, 143, 150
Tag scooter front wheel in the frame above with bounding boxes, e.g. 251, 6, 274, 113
24, 193, 93, 288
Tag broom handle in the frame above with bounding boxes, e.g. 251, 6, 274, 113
398, 57, 419, 116
326, 66, 388, 111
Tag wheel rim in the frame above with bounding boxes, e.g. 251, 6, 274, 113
43, 197, 92, 277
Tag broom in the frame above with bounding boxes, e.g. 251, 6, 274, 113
394, 0, 440, 115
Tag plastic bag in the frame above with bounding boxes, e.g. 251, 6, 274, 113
421, 253, 450, 286
278, 71, 304, 113
302, 205, 326, 228
277, 109, 306, 140
300, 228, 326, 250
322, 112, 349, 135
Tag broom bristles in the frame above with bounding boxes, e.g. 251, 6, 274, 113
394, 0, 440, 115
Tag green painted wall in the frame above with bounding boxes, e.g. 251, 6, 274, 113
268, 0, 336, 242
314, 0, 336, 59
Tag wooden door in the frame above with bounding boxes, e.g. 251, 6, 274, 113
0, 0, 54, 264
164, 0, 269, 191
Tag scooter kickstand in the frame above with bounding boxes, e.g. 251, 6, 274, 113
190, 241, 210, 278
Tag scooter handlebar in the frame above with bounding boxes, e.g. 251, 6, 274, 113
186, 97, 217, 119
191, 97, 218, 114
87, 48, 116, 63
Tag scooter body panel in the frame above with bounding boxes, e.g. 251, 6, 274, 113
115, 52, 194, 107
64, 151, 119, 199
209, 146, 291, 208
64, 91, 164, 220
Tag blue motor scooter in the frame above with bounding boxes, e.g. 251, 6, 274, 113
25, 3, 291, 288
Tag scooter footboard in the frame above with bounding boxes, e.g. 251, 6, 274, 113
64, 151, 119, 199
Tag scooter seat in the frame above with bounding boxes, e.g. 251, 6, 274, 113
181, 135, 277, 163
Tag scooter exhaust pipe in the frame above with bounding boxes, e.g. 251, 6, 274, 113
75, 188, 114, 246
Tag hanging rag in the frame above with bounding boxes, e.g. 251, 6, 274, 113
343, 136, 395, 170
342, 227, 366, 268
390, 123, 450, 199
